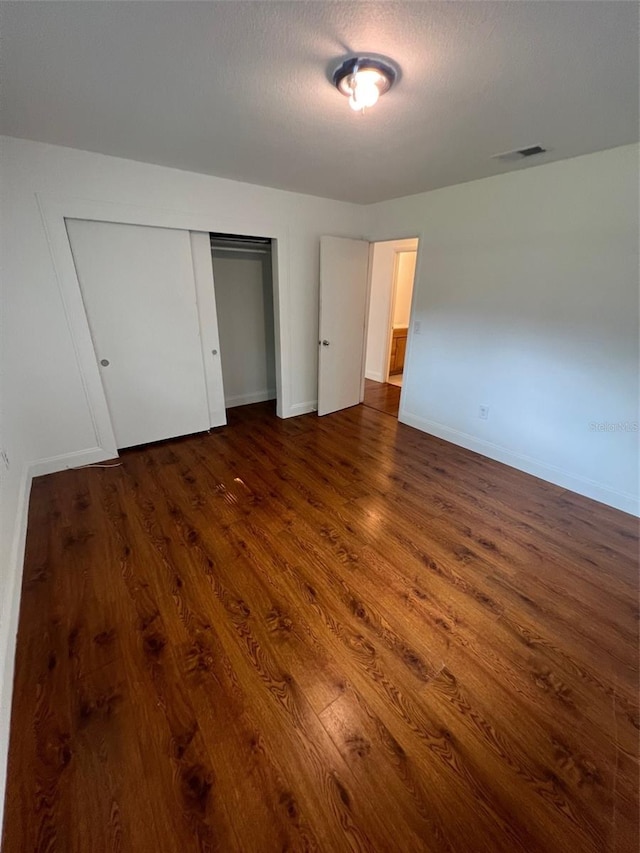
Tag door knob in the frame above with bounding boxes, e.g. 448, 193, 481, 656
212, 349, 218, 355
100, 359, 110, 367
321, 340, 330, 346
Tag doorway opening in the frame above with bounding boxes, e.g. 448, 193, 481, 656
209, 232, 277, 411
363, 237, 419, 418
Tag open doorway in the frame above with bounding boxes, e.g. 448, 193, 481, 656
209, 232, 277, 411
363, 237, 419, 417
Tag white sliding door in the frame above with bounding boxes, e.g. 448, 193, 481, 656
66, 219, 210, 448
190, 231, 227, 427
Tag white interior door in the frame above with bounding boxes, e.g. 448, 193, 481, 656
318, 236, 370, 416
66, 219, 211, 448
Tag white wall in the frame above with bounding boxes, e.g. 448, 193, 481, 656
212, 252, 276, 407
366, 144, 640, 515
0, 457, 28, 840
393, 251, 417, 328
0, 134, 41, 829
365, 238, 418, 382
0, 135, 365, 829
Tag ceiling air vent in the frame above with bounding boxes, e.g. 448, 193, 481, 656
492, 145, 547, 163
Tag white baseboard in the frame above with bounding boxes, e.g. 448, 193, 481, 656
225, 389, 277, 408
398, 409, 639, 517
0, 464, 33, 833
29, 446, 118, 478
365, 370, 385, 383
288, 400, 317, 417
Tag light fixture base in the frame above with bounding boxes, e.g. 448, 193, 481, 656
332, 56, 397, 107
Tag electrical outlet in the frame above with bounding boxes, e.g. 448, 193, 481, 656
478, 405, 489, 420
1, 450, 9, 469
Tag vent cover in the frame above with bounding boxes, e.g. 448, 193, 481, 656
492, 145, 547, 162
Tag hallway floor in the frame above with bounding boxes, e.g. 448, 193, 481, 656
362, 378, 400, 417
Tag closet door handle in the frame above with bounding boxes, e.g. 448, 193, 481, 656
100, 359, 110, 367
212, 349, 218, 356
321, 340, 330, 346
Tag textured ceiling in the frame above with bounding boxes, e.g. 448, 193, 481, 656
1, 1, 638, 204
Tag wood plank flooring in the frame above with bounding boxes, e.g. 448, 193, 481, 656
3, 401, 639, 852
363, 378, 401, 417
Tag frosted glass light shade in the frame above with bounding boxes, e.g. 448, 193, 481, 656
333, 56, 397, 113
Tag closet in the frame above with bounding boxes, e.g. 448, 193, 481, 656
65, 219, 276, 450
210, 233, 276, 409
66, 220, 214, 448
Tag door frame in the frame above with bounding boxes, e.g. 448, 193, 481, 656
37, 193, 291, 460
384, 248, 417, 382
384, 249, 402, 383
363, 235, 421, 411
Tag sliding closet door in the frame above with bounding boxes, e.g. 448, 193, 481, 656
66, 219, 210, 448
190, 231, 227, 428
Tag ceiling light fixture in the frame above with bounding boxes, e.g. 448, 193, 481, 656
333, 56, 397, 113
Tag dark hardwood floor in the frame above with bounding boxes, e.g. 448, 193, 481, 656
363, 378, 401, 417
3, 402, 639, 852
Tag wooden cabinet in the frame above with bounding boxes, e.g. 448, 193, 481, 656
389, 326, 408, 375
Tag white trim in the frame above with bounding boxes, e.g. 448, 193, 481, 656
398, 408, 640, 516
365, 371, 386, 383
36, 193, 293, 450
28, 447, 117, 478
0, 465, 33, 833
360, 242, 375, 403
398, 239, 424, 418
383, 250, 402, 383
290, 401, 317, 416
225, 389, 277, 408
272, 232, 290, 418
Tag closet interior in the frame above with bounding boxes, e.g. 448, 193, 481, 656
209, 233, 276, 410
